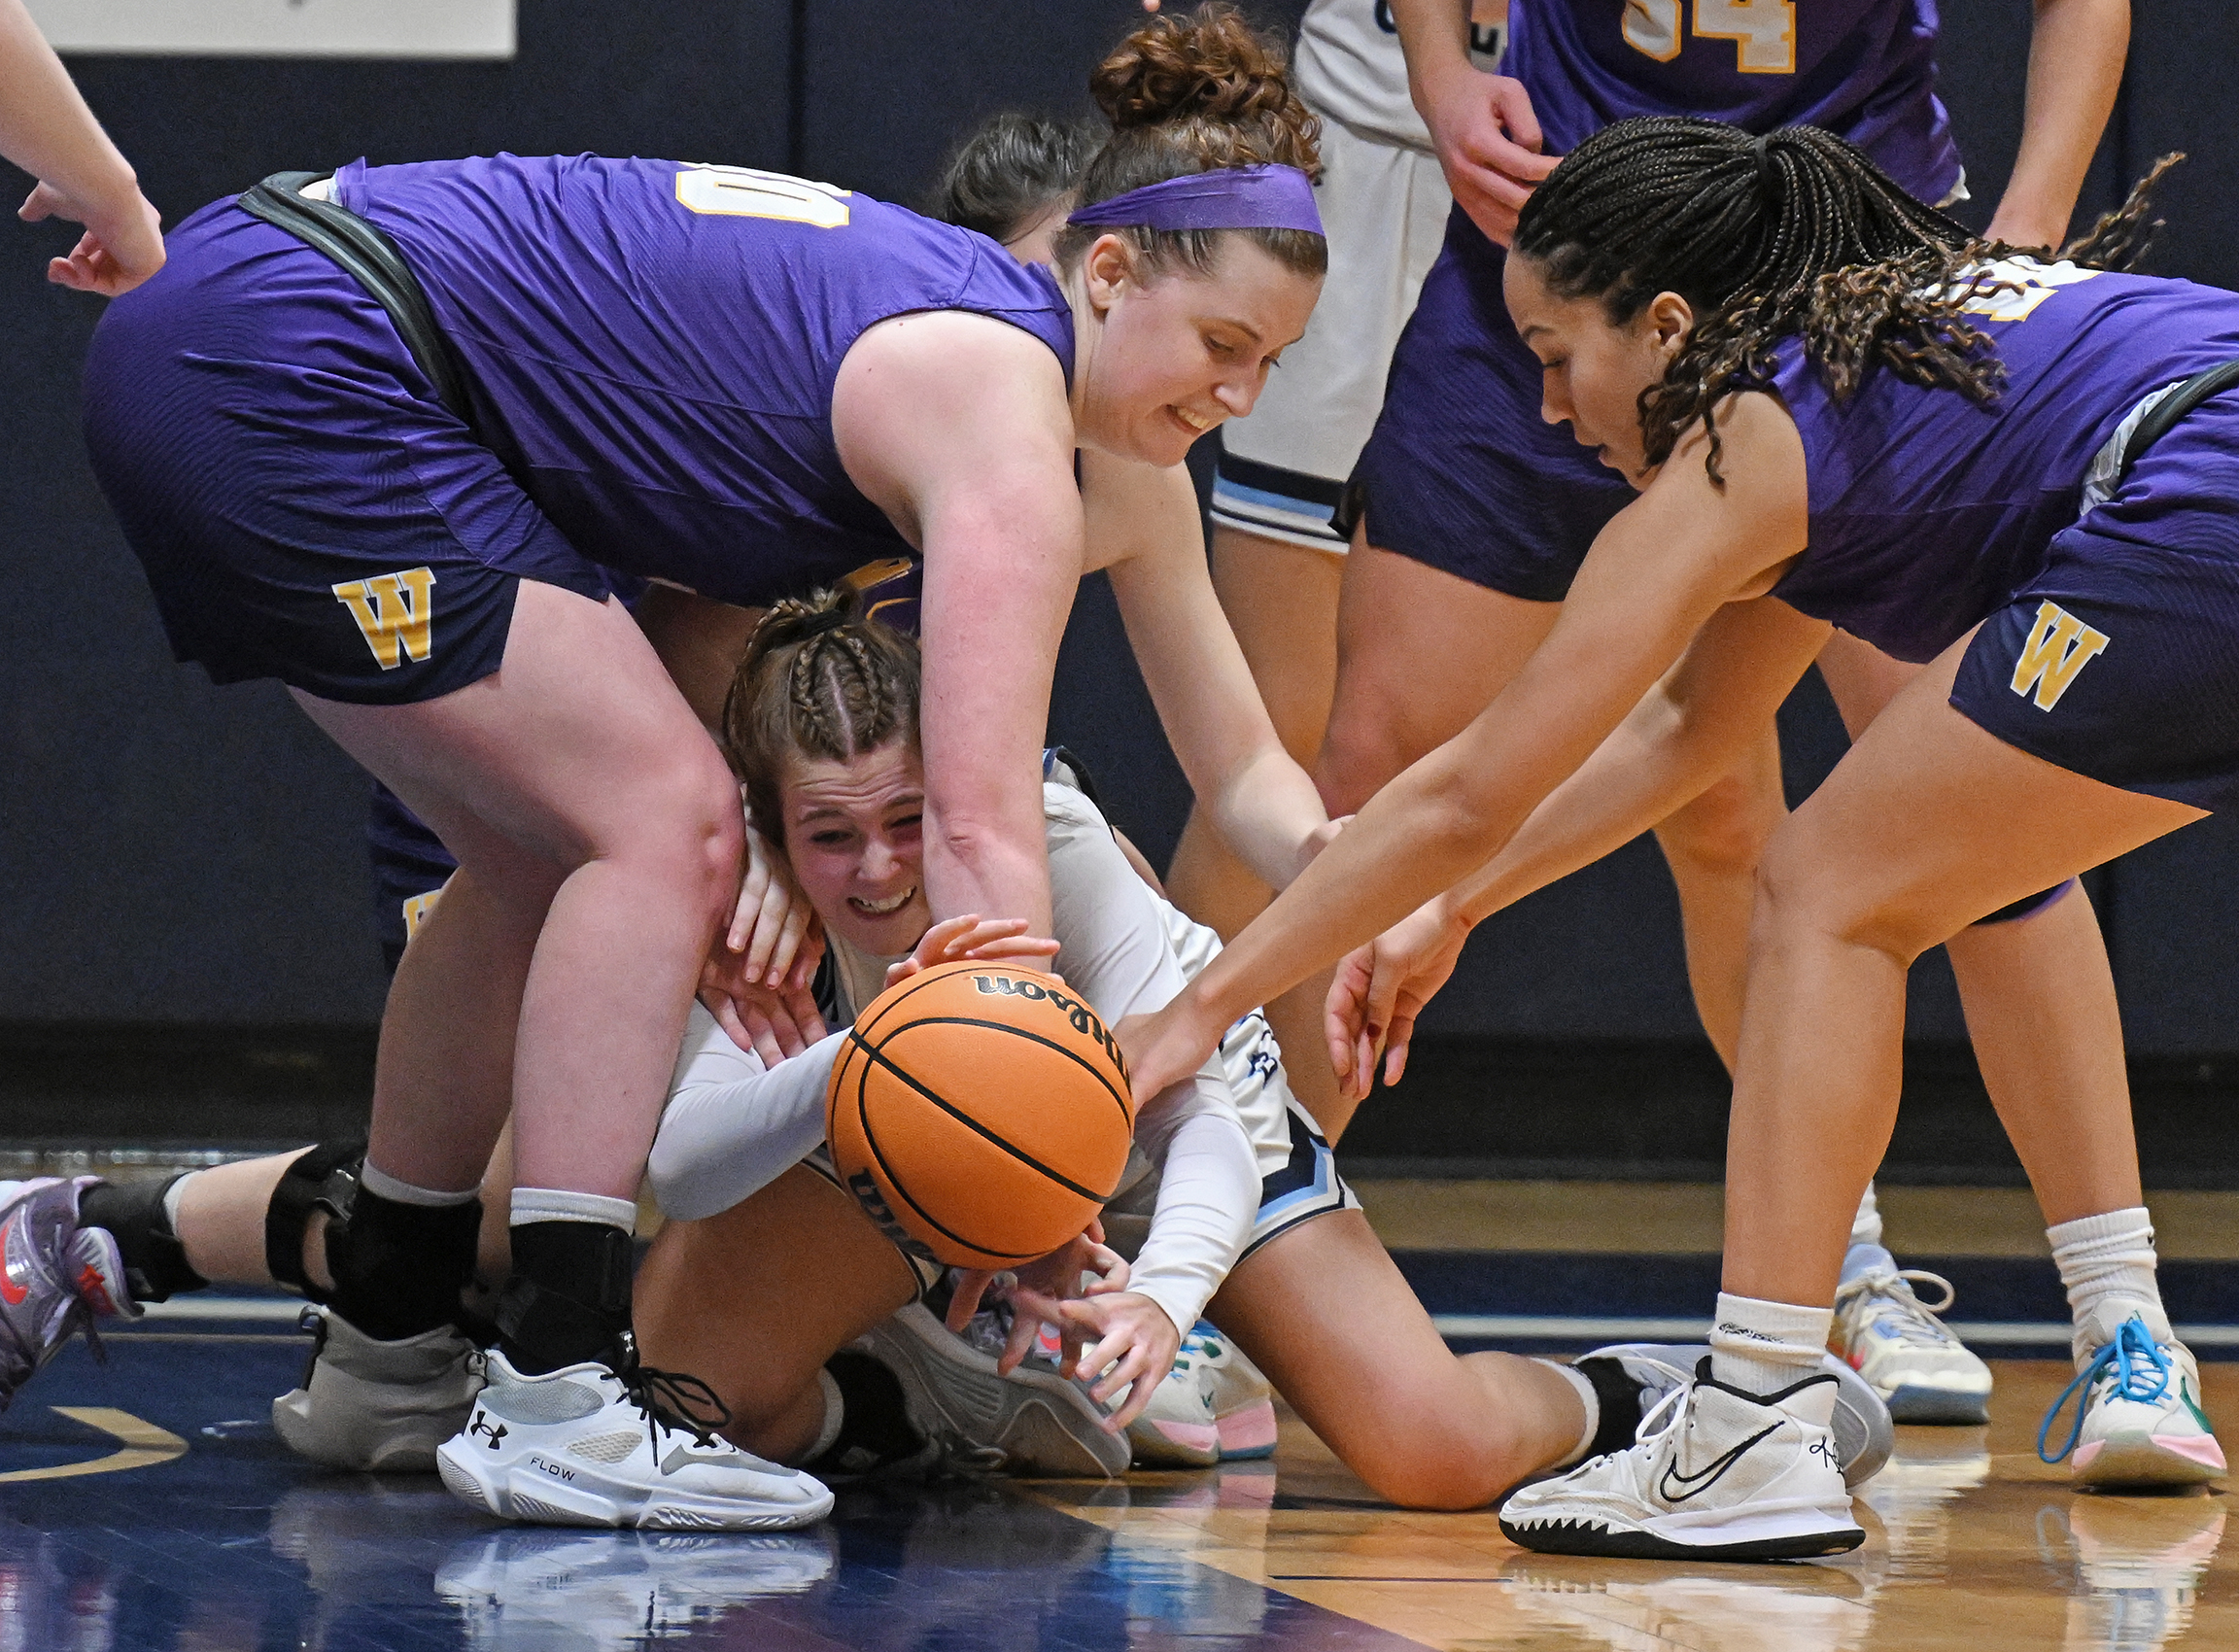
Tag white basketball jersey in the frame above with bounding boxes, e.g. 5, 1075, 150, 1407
1292, 0, 1505, 153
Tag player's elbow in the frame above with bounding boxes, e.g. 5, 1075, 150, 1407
1419, 761, 1513, 878
931, 811, 1026, 873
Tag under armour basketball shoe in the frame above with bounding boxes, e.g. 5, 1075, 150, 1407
436, 1348, 834, 1530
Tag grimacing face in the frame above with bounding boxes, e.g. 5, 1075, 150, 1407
1070, 232, 1322, 468
777, 740, 935, 958
1503, 253, 1696, 488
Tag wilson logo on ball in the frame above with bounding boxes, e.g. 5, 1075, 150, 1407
970, 973, 1129, 1083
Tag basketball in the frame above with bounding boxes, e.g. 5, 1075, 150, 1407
824, 960, 1135, 1269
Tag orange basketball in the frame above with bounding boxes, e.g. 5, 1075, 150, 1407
825, 960, 1135, 1269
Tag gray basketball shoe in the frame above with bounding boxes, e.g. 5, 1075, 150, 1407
0, 1178, 136, 1408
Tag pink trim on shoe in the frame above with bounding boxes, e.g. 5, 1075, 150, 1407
2154, 1434, 2228, 1470
1216, 1399, 1278, 1457
1151, 1418, 1221, 1454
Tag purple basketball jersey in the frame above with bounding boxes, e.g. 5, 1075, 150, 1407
333, 155, 1074, 608
1770, 262, 2239, 662
1506, 0, 1959, 202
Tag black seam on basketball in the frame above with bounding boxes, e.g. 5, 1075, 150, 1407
844, 1026, 1042, 1263
866, 1015, 1131, 1133
850, 1024, 1120, 1202
851, 960, 984, 1043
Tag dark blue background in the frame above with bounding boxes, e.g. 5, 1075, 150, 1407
3, 1, 2233, 1058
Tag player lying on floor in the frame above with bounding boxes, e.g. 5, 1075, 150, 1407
2, 589, 1898, 1506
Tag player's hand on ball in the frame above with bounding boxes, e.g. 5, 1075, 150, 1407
883, 914, 1059, 988
1009, 1225, 1130, 1373
1326, 899, 1471, 1102
1116, 997, 1223, 1113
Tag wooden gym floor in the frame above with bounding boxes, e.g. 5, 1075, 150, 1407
3, 1182, 2231, 1649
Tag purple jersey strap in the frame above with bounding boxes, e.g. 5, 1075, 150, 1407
1066, 163, 1323, 236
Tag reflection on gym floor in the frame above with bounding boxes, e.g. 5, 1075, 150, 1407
1, 1322, 2230, 1651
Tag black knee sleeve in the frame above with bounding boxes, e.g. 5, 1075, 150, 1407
325, 1182, 483, 1342
1971, 878, 2077, 927
263, 1139, 365, 1301
78, 1175, 206, 1303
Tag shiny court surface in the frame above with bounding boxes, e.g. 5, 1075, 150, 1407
3, 1318, 2231, 1652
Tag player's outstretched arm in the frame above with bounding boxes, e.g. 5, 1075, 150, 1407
0, 0, 160, 293
1122, 399, 1808, 1099
1390, 0, 1555, 244
1326, 596, 1832, 1098
834, 308, 1081, 941
1092, 450, 1332, 892
1991, 0, 2129, 250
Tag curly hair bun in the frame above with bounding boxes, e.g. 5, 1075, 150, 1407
1091, 2, 1317, 171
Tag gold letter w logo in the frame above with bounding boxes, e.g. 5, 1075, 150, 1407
332, 568, 435, 670
2009, 600, 2109, 711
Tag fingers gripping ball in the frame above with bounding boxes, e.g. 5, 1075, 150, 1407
826, 961, 1134, 1269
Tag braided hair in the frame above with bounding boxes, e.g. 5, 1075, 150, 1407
1512, 118, 2181, 480
723, 588, 922, 845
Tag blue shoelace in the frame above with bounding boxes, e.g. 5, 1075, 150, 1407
2038, 1314, 2170, 1463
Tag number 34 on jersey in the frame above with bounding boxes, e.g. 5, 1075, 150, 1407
1624, 0, 1795, 73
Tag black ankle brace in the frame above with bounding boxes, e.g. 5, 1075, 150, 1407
495, 1220, 635, 1374
808, 1350, 924, 1477
78, 1175, 206, 1303
324, 1183, 482, 1342
263, 1139, 364, 1301
1571, 1355, 1657, 1461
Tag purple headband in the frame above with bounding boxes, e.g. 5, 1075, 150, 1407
1066, 163, 1323, 237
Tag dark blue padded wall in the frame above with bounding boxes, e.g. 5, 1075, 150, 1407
3, 0, 2235, 1057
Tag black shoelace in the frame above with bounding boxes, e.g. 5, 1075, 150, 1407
619, 1361, 736, 1451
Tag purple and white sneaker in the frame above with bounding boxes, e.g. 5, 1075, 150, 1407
0, 1178, 138, 1407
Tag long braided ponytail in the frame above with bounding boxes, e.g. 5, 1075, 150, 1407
723, 587, 923, 844
1513, 117, 2181, 479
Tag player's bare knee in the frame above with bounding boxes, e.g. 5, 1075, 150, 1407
1315, 696, 1414, 815
1656, 772, 1779, 880
1753, 828, 1930, 964
630, 750, 743, 919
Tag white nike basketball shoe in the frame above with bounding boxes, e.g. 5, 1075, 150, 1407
1499, 1359, 1863, 1562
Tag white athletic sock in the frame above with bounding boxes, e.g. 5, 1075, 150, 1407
2049, 1206, 2172, 1363
1849, 1184, 1883, 1250
360, 1162, 479, 1207
161, 1170, 195, 1232
782, 1367, 844, 1468
1710, 1292, 1836, 1422
509, 1187, 637, 1233
1536, 1359, 1600, 1466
